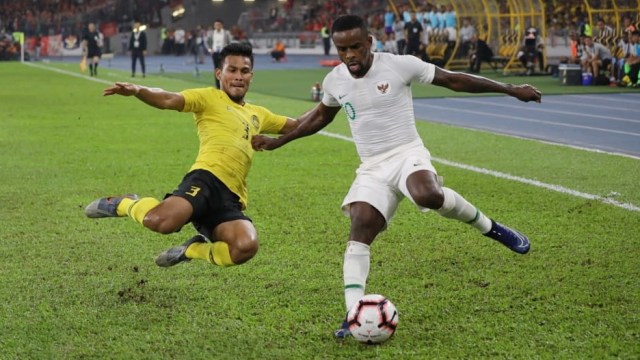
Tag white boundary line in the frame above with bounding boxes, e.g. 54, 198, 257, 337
318, 131, 640, 212
23, 62, 640, 212
24, 61, 114, 85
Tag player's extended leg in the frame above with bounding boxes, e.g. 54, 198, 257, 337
85, 194, 192, 234
335, 202, 386, 339
155, 219, 258, 267
406, 170, 529, 254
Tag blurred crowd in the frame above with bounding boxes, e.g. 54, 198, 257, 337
1, 0, 638, 84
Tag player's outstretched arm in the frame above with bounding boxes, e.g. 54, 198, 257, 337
431, 67, 542, 103
103, 82, 185, 111
252, 103, 341, 151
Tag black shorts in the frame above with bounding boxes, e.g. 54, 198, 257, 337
166, 169, 251, 240
87, 50, 101, 58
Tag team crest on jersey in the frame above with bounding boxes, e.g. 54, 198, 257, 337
376, 81, 390, 95
251, 115, 259, 129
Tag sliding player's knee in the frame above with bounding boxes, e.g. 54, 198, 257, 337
143, 213, 181, 234
229, 236, 259, 264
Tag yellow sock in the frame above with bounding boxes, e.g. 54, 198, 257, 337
124, 197, 160, 225
116, 198, 135, 217
185, 242, 235, 267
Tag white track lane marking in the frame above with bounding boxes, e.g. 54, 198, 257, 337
573, 94, 640, 104
413, 103, 640, 137
447, 97, 640, 124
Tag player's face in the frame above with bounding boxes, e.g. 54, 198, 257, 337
332, 28, 373, 78
217, 55, 253, 103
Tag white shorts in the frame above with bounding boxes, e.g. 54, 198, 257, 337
341, 141, 438, 224
446, 27, 457, 42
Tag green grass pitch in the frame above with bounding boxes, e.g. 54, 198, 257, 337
1, 61, 639, 359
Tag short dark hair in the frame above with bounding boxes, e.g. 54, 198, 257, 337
331, 15, 368, 35
219, 43, 254, 69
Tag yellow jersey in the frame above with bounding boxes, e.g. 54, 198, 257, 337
181, 87, 287, 209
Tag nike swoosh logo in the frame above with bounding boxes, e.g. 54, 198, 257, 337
518, 237, 528, 248
338, 94, 347, 99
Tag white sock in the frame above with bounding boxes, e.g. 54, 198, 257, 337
437, 187, 492, 234
343, 241, 370, 313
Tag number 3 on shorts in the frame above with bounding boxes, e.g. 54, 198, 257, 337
186, 186, 201, 197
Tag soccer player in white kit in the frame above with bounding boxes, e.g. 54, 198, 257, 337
252, 15, 542, 339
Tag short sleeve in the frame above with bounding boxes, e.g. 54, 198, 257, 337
321, 70, 340, 107
180, 88, 210, 113
394, 54, 436, 84
258, 107, 288, 134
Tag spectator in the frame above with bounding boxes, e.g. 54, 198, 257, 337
419, 4, 431, 34
207, 20, 231, 89
518, 27, 544, 75
174, 26, 186, 56
578, 16, 592, 37
620, 30, 640, 87
612, 31, 632, 83
595, 18, 614, 40
468, 34, 494, 73
193, 25, 208, 65
392, 14, 405, 55
401, 4, 411, 23
581, 35, 613, 80
404, 12, 423, 58
270, 40, 286, 62
373, 32, 385, 52
437, 4, 447, 33
161, 27, 174, 55
129, 21, 147, 78
383, 31, 398, 54
383, 5, 394, 35
428, 4, 440, 35
568, 30, 583, 64
459, 18, 476, 57
321, 23, 331, 55
622, 15, 637, 34
443, 4, 457, 43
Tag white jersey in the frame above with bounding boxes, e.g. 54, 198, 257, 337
321, 52, 436, 161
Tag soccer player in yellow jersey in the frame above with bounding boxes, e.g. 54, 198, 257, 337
84, 43, 298, 268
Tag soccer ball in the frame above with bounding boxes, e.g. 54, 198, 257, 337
347, 294, 398, 344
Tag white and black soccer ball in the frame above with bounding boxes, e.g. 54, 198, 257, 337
347, 294, 398, 344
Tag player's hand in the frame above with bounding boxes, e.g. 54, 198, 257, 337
103, 82, 140, 97
251, 135, 281, 151
512, 84, 542, 103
